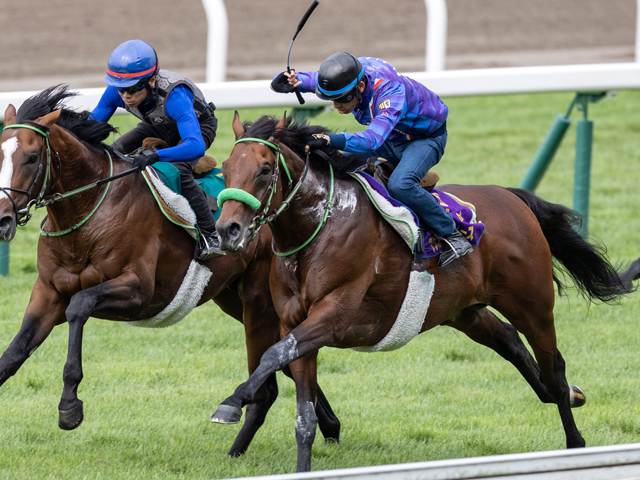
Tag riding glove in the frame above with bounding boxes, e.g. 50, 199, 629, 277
305, 134, 329, 151
132, 151, 160, 171
271, 72, 295, 93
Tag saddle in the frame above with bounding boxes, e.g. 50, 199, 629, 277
357, 157, 440, 192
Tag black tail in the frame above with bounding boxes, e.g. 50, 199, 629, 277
507, 187, 632, 303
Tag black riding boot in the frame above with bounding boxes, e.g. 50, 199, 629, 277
438, 230, 473, 267
181, 178, 224, 260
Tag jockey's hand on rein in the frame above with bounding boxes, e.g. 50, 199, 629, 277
305, 134, 329, 152
132, 151, 160, 171
271, 72, 295, 93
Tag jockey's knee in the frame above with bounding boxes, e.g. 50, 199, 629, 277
387, 175, 415, 201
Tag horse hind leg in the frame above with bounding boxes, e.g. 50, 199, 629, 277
447, 306, 555, 404
495, 301, 586, 448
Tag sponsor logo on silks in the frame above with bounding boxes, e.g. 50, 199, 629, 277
381, 111, 389, 117
378, 99, 391, 109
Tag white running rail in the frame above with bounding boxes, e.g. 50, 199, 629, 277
222, 443, 640, 480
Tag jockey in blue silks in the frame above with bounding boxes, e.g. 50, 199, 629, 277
271, 52, 472, 267
90, 39, 223, 259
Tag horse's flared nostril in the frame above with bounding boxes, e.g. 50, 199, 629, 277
227, 222, 241, 241
0, 215, 13, 232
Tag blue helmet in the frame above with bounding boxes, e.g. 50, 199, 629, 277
105, 39, 159, 87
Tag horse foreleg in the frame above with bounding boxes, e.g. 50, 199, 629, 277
0, 279, 65, 388
447, 306, 555, 404
58, 274, 146, 430
289, 353, 320, 473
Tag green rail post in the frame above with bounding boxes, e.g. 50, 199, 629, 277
571, 92, 606, 237
573, 118, 593, 237
0, 243, 8, 277
519, 91, 609, 237
291, 106, 324, 122
518, 113, 571, 191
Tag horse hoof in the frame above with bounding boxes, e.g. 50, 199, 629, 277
570, 385, 586, 408
58, 403, 84, 430
210, 404, 243, 424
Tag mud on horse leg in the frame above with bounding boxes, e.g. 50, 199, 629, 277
211, 334, 304, 423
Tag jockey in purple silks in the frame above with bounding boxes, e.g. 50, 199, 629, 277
271, 52, 473, 267
90, 39, 223, 259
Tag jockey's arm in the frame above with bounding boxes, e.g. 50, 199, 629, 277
157, 86, 206, 163
328, 82, 408, 153
89, 86, 121, 123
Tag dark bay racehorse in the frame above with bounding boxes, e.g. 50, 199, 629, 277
0, 87, 340, 457
213, 112, 631, 472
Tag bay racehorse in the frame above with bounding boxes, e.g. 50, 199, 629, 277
0, 86, 341, 457
213, 112, 632, 472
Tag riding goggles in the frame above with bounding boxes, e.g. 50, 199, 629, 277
116, 81, 147, 95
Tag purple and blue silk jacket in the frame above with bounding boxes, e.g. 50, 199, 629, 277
294, 57, 448, 153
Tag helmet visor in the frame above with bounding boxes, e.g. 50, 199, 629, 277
115, 80, 147, 95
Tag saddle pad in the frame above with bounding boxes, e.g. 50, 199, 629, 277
150, 161, 226, 220
126, 260, 213, 328
352, 270, 434, 352
142, 168, 199, 240
349, 170, 485, 258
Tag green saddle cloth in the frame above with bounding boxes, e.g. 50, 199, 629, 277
151, 162, 225, 220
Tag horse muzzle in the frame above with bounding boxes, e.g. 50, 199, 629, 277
216, 218, 253, 253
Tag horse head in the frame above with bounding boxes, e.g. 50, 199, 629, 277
0, 104, 61, 242
216, 111, 289, 252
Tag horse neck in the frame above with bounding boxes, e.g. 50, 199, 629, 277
44, 127, 111, 227
268, 145, 331, 253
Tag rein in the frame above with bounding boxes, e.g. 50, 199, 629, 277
1, 124, 133, 236
217, 137, 334, 256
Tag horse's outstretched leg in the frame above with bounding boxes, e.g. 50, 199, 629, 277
58, 274, 147, 430
0, 280, 65, 388
447, 306, 555, 404
288, 352, 320, 472
219, 264, 340, 457
494, 299, 585, 448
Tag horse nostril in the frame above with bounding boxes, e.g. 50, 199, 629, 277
228, 222, 241, 240
0, 215, 13, 232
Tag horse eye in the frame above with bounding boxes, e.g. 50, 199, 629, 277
25, 154, 39, 165
260, 165, 272, 176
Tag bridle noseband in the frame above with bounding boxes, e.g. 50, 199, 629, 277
217, 137, 334, 256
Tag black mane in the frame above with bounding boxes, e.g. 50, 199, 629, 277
16, 85, 118, 150
242, 114, 366, 176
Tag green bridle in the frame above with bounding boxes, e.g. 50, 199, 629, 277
217, 137, 334, 257
1, 123, 114, 236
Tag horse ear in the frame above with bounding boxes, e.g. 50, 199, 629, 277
272, 112, 288, 142
232, 110, 245, 140
4, 104, 16, 126
34, 109, 62, 129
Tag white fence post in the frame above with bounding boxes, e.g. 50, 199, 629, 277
424, 0, 448, 71
201, 0, 228, 82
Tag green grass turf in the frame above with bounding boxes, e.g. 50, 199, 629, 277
1, 90, 640, 479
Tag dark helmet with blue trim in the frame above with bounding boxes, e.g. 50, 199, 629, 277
105, 39, 159, 88
315, 52, 364, 102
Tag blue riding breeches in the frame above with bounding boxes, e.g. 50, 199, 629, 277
368, 131, 456, 237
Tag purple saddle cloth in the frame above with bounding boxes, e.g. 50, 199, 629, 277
353, 171, 485, 258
